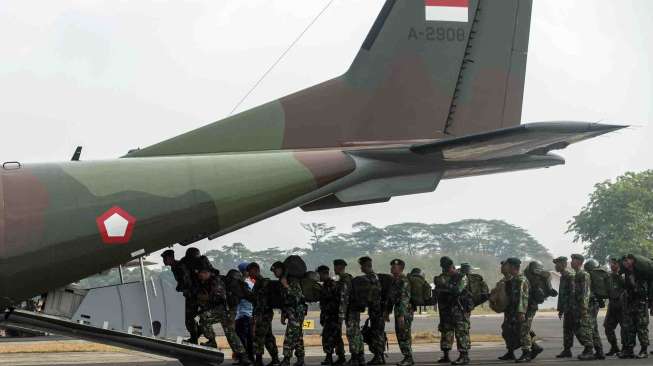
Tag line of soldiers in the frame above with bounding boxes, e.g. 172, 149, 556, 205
162, 248, 653, 366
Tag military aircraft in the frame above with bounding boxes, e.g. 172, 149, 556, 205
0, 0, 623, 364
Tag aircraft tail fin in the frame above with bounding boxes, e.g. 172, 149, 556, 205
127, 0, 533, 158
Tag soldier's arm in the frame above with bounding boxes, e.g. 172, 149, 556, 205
338, 278, 350, 319
517, 278, 529, 314
454, 275, 468, 295
397, 278, 411, 314
580, 272, 591, 311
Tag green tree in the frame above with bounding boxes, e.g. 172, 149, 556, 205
301, 223, 335, 252
568, 170, 653, 263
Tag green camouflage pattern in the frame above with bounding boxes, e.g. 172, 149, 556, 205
199, 305, 245, 354
392, 274, 413, 358
320, 278, 345, 357
282, 278, 306, 360
436, 273, 471, 352
365, 273, 386, 356
604, 272, 624, 348
621, 274, 650, 348
252, 276, 279, 358
502, 274, 531, 352
588, 300, 604, 352
337, 272, 364, 355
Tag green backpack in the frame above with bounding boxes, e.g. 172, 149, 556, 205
489, 279, 509, 313
301, 276, 322, 303
408, 274, 433, 306
467, 273, 489, 307
589, 268, 610, 300
524, 266, 554, 304
351, 275, 382, 311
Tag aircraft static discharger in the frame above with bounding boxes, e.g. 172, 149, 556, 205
0, 0, 624, 364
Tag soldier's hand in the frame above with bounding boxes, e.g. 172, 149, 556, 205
281, 316, 287, 325
517, 313, 526, 322
550, 289, 558, 297
397, 316, 405, 328
558, 311, 563, 320
281, 278, 289, 288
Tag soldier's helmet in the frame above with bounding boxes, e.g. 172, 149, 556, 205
584, 259, 599, 271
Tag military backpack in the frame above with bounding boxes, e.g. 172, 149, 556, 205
301, 275, 322, 303
467, 273, 490, 307
284, 255, 307, 278
524, 265, 554, 304
408, 273, 433, 306
351, 274, 382, 311
489, 279, 509, 313
588, 268, 610, 300
267, 280, 283, 309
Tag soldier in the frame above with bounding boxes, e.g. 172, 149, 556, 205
619, 255, 650, 359
434, 256, 473, 365
194, 263, 250, 365
274, 262, 307, 366
501, 258, 532, 363
604, 257, 624, 356
522, 261, 551, 361
498, 260, 516, 361
389, 259, 414, 366
248, 262, 280, 366
567, 254, 595, 361
161, 249, 198, 344
459, 263, 471, 276
334, 259, 364, 366
358, 257, 386, 365
318, 265, 346, 366
554, 256, 576, 358
583, 260, 605, 360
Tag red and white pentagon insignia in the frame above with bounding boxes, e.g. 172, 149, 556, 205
96, 206, 136, 244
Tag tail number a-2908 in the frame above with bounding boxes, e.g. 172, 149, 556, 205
408, 27, 466, 42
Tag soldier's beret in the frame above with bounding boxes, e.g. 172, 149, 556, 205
358, 256, 373, 265
333, 259, 347, 267
316, 265, 330, 273
460, 263, 471, 269
270, 261, 285, 271
552, 256, 568, 264
161, 249, 175, 258
571, 254, 585, 262
608, 256, 620, 263
440, 256, 454, 268
390, 259, 405, 267
505, 258, 521, 267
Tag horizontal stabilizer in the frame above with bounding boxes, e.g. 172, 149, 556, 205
411, 122, 626, 160
1, 309, 223, 366
301, 194, 390, 212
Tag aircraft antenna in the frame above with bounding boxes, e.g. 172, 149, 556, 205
228, 0, 336, 116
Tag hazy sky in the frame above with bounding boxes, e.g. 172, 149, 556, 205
1, 0, 651, 262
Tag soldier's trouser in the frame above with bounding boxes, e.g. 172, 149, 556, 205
563, 312, 592, 349
346, 310, 364, 355
439, 310, 471, 352
254, 312, 278, 357
588, 302, 603, 352
283, 311, 305, 359
185, 297, 199, 339
321, 316, 345, 356
525, 307, 537, 347
503, 312, 531, 352
622, 303, 650, 348
501, 314, 515, 351
199, 305, 246, 354
604, 302, 622, 347
367, 305, 386, 356
395, 310, 413, 358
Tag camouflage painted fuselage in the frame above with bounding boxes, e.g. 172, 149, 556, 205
0, 151, 355, 306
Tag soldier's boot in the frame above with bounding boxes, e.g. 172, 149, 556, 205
293, 356, 305, 366
368, 354, 385, 365
334, 354, 347, 366
578, 346, 596, 361
555, 349, 572, 358
279, 357, 292, 366
238, 354, 252, 366
266, 355, 281, 366
451, 352, 470, 365
397, 355, 414, 366
530, 343, 543, 360
358, 353, 368, 366
437, 351, 451, 363
637, 346, 649, 359
254, 354, 264, 366
605, 344, 620, 356
594, 346, 605, 360
617, 347, 635, 359
498, 351, 515, 361
321, 354, 334, 365
201, 339, 218, 348
515, 350, 532, 363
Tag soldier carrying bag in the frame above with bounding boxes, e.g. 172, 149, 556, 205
467, 273, 490, 307
524, 262, 557, 304
408, 273, 433, 306
301, 271, 323, 303
351, 274, 382, 311
588, 268, 611, 300
489, 279, 509, 313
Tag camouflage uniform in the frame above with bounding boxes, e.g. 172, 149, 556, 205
434, 272, 472, 352
195, 275, 246, 354
604, 271, 624, 351
587, 294, 604, 354
320, 277, 345, 358
621, 273, 650, 351
281, 278, 307, 361
557, 269, 578, 350
338, 272, 364, 356
392, 274, 413, 359
171, 258, 199, 341
569, 268, 593, 348
364, 273, 386, 358
252, 276, 279, 359
503, 274, 531, 352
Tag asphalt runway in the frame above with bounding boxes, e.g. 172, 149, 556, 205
5, 312, 653, 366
